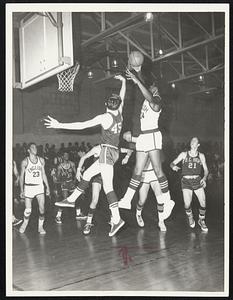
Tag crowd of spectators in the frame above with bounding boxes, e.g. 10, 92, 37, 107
13, 139, 224, 200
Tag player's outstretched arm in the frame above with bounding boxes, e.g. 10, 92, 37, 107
114, 75, 126, 114
125, 68, 153, 102
44, 115, 104, 130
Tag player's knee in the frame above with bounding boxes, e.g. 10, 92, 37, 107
102, 184, 112, 195
24, 208, 32, 218
83, 171, 92, 181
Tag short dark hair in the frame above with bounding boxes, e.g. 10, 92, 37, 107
105, 94, 122, 110
27, 142, 36, 150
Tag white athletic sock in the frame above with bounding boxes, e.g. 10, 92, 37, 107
38, 217, 44, 229
109, 204, 120, 224
56, 210, 62, 217
156, 194, 164, 204
121, 189, 135, 204
162, 191, 171, 203
136, 209, 142, 216
66, 189, 82, 203
121, 175, 141, 204
76, 208, 81, 215
87, 215, 93, 224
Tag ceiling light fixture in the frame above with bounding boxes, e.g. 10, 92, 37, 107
87, 70, 93, 79
144, 13, 154, 22
112, 59, 118, 68
158, 49, 163, 55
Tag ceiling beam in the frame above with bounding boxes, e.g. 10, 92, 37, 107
168, 65, 224, 84
81, 13, 143, 48
153, 34, 224, 63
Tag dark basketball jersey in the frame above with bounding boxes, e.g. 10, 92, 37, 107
60, 162, 74, 181
101, 111, 123, 147
182, 152, 202, 176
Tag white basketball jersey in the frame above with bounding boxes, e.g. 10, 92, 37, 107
140, 99, 161, 131
25, 156, 43, 185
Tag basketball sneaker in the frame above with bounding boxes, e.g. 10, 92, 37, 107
55, 199, 75, 208
13, 218, 23, 227
158, 220, 167, 232
187, 212, 195, 228
118, 198, 131, 210
19, 222, 27, 234
76, 213, 87, 220
162, 200, 175, 220
83, 223, 94, 235
109, 219, 125, 237
136, 213, 144, 227
198, 218, 208, 232
38, 227, 46, 235
55, 215, 62, 224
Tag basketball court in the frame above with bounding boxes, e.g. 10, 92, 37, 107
6, 4, 228, 297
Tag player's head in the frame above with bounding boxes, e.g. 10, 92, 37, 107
128, 51, 144, 72
27, 142, 37, 155
63, 152, 69, 161
105, 94, 122, 111
190, 137, 200, 150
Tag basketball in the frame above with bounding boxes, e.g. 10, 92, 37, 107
128, 51, 144, 68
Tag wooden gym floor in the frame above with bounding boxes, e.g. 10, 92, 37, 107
12, 178, 224, 292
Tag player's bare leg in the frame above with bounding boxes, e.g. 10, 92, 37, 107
19, 198, 32, 233
194, 188, 208, 232
37, 194, 46, 234
55, 160, 100, 207
100, 163, 125, 237
83, 182, 101, 235
183, 189, 195, 228
149, 150, 174, 216
136, 183, 150, 227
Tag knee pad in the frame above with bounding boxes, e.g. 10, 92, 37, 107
24, 208, 32, 218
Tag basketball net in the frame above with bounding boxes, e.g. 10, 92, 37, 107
57, 62, 80, 92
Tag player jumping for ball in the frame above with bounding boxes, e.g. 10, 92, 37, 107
122, 132, 173, 231
44, 75, 126, 237
118, 56, 174, 217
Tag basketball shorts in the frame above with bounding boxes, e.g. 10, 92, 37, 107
181, 176, 202, 190
24, 184, 44, 199
92, 174, 103, 185
141, 169, 158, 184
99, 145, 119, 165
136, 130, 162, 152
61, 180, 76, 192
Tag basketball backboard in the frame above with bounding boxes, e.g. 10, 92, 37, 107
14, 12, 73, 89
